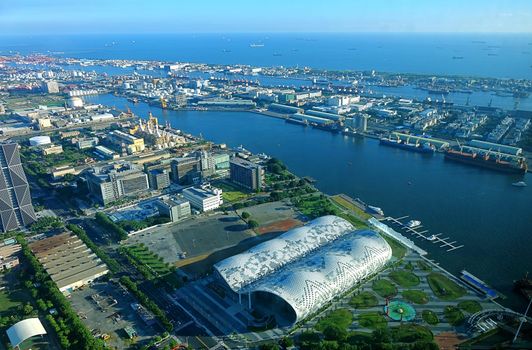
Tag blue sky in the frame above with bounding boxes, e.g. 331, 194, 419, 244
1, 0, 531, 34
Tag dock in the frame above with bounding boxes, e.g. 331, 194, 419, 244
383, 216, 464, 252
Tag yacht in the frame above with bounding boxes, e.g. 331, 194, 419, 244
406, 220, 421, 228
512, 181, 527, 187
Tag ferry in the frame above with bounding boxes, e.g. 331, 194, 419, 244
406, 220, 421, 228
379, 137, 435, 154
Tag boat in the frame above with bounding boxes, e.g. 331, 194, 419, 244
427, 88, 450, 95
249, 43, 265, 48
367, 205, 384, 216
514, 272, 532, 300
379, 137, 435, 154
452, 56, 464, 59
444, 148, 528, 174
406, 220, 421, 228
512, 181, 527, 187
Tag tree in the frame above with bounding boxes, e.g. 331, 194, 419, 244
241, 212, 251, 220
323, 324, 347, 342
22, 303, 34, 315
248, 220, 259, 229
279, 336, 294, 348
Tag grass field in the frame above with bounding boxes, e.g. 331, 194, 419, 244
458, 300, 482, 313
372, 279, 398, 298
444, 306, 465, 326
216, 182, 250, 203
422, 310, 439, 325
427, 272, 466, 301
382, 235, 407, 259
123, 244, 181, 287
330, 195, 372, 220
349, 291, 379, 309
316, 309, 353, 331
357, 312, 388, 329
0, 289, 28, 314
389, 270, 420, 287
402, 290, 429, 304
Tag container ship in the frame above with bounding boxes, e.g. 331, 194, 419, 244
379, 137, 435, 154
444, 147, 528, 174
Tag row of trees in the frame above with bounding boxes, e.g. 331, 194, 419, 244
119, 276, 173, 332
94, 212, 128, 241
17, 235, 107, 350
66, 223, 120, 273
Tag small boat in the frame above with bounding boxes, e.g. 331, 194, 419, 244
427, 235, 437, 241
367, 205, 384, 216
406, 220, 421, 228
512, 181, 527, 187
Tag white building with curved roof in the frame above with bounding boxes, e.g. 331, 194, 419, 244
214, 216, 392, 324
6, 318, 47, 348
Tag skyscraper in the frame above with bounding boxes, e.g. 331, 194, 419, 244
0, 143, 37, 232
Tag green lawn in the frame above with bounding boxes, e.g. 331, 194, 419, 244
402, 290, 429, 304
422, 310, 439, 325
0, 289, 27, 314
458, 300, 482, 313
389, 270, 420, 287
349, 291, 379, 309
444, 306, 465, 326
427, 273, 467, 301
372, 279, 398, 298
316, 309, 353, 331
357, 312, 388, 329
216, 183, 250, 203
382, 235, 407, 259
417, 260, 432, 272
390, 324, 433, 343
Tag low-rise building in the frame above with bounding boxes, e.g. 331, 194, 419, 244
0, 239, 21, 270
41, 144, 63, 156
182, 185, 223, 212
107, 130, 145, 155
154, 196, 191, 222
28, 232, 109, 294
77, 137, 99, 150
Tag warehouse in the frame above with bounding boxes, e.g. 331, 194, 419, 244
28, 232, 109, 295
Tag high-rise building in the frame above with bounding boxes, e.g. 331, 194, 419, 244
85, 162, 149, 205
171, 157, 200, 185
0, 143, 37, 232
42, 81, 60, 94
147, 169, 170, 190
198, 150, 216, 177
229, 157, 264, 191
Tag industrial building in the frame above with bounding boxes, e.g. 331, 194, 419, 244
0, 143, 37, 232
6, 318, 47, 349
154, 196, 191, 222
107, 130, 145, 155
76, 137, 99, 150
28, 232, 109, 294
85, 163, 149, 205
182, 185, 222, 212
214, 216, 392, 324
229, 157, 264, 191
268, 103, 303, 115
290, 113, 332, 125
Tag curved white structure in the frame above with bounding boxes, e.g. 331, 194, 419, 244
6, 318, 47, 348
214, 216, 392, 323
29, 136, 51, 146
214, 215, 354, 291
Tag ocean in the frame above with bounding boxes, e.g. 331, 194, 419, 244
1, 33, 532, 79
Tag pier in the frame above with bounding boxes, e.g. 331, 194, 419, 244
383, 216, 464, 252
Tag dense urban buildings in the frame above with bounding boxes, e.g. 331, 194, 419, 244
0, 143, 36, 232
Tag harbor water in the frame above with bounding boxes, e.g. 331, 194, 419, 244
85, 93, 532, 311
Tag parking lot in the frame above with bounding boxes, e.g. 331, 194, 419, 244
69, 281, 158, 349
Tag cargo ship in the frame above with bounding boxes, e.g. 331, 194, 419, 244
379, 137, 435, 154
444, 147, 528, 174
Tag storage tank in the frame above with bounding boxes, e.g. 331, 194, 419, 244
29, 136, 51, 146
68, 97, 84, 108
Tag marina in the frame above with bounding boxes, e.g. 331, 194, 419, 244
383, 216, 464, 252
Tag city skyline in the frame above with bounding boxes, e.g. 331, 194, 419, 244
1, 0, 532, 35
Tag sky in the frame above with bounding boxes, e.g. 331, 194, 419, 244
1, 0, 531, 35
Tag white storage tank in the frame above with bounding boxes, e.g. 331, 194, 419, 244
29, 136, 52, 146
68, 97, 84, 108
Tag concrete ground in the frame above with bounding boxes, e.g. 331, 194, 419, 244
236, 200, 300, 227
69, 281, 157, 350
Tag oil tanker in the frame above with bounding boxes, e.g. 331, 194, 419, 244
379, 137, 435, 154
444, 148, 528, 174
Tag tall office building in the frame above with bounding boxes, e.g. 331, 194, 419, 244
229, 157, 264, 191
171, 157, 201, 185
0, 143, 37, 232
